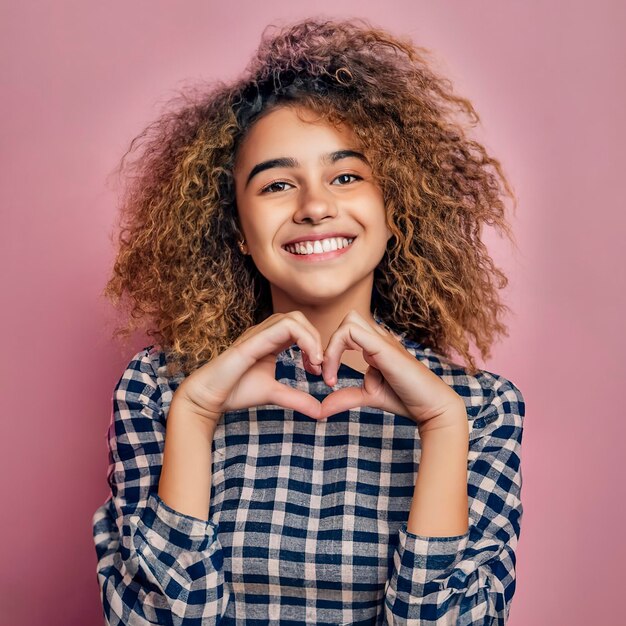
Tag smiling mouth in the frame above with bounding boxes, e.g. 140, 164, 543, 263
283, 237, 356, 256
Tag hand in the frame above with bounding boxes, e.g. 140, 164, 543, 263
318, 310, 466, 432
173, 311, 326, 428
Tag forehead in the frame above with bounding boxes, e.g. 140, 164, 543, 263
234, 105, 359, 166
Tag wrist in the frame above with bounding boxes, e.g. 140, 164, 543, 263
169, 395, 220, 438
417, 404, 468, 437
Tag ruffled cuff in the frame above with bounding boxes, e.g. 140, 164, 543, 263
389, 522, 470, 597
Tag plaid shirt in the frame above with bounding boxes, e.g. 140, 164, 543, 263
92, 318, 525, 625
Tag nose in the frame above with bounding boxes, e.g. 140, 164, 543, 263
293, 183, 338, 224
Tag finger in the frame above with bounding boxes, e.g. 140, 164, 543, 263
325, 386, 410, 420
322, 320, 380, 387
239, 315, 321, 369
361, 369, 410, 417
321, 372, 410, 420
268, 380, 322, 420
346, 310, 388, 337
319, 386, 368, 419
320, 310, 370, 386
302, 350, 323, 376
263, 311, 323, 369
372, 321, 389, 337
203, 318, 319, 406
329, 309, 386, 367
269, 313, 324, 363
285, 310, 324, 364
344, 309, 373, 332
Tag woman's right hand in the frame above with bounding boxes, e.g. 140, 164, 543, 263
172, 311, 325, 430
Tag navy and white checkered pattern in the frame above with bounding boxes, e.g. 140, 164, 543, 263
92, 320, 525, 625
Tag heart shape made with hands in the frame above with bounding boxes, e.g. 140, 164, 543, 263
293, 342, 407, 421
269, 313, 465, 428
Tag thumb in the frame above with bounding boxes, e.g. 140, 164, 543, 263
268, 381, 323, 420
320, 387, 367, 420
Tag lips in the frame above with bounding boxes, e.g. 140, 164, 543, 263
282, 237, 356, 260
282, 233, 357, 247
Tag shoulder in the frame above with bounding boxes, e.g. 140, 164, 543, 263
114, 344, 187, 406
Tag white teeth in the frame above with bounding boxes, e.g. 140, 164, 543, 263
285, 236, 354, 256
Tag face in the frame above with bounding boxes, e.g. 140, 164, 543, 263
233, 105, 392, 310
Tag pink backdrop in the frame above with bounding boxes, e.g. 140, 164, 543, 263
1, 1, 624, 624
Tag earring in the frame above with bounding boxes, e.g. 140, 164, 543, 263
238, 239, 247, 254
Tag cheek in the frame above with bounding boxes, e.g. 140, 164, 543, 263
372, 205, 391, 238
237, 205, 265, 241
245, 219, 282, 259
373, 216, 393, 253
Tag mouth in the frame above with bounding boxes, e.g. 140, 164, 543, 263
282, 236, 356, 257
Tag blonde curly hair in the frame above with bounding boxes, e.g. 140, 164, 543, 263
104, 17, 519, 378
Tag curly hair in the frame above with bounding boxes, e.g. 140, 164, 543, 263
104, 16, 519, 378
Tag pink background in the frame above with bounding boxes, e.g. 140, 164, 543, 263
1, 1, 624, 624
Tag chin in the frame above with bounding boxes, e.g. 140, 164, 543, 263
294, 288, 349, 305
274, 281, 350, 305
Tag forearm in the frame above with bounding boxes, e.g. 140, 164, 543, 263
407, 413, 470, 536
158, 398, 218, 521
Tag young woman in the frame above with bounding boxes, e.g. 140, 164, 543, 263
92, 17, 525, 625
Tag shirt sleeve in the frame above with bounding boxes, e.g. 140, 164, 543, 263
383, 377, 525, 625
91, 348, 228, 625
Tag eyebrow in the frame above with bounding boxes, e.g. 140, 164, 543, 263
244, 149, 370, 189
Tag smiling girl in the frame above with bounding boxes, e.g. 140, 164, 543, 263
93, 17, 525, 625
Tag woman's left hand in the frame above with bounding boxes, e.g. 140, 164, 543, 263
318, 310, 467, 433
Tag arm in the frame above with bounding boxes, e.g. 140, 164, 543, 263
158, 397, 218, 521
406, 412, 470, 537
383, 378, 525, 625
91, 348, 228, 625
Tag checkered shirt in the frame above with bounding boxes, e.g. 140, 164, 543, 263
92, 321, 525, 625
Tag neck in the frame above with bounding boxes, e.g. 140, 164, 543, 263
270, 279, 376, 352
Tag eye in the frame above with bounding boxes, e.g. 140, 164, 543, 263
332, 173, 362, 185
260, 181, 293, 194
